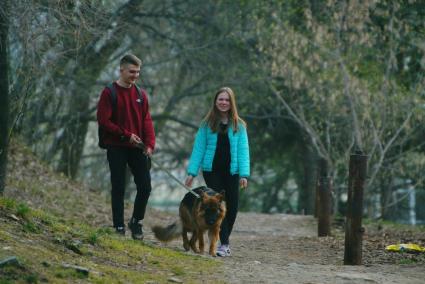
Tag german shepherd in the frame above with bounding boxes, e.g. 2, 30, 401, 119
152, 186, 226, 256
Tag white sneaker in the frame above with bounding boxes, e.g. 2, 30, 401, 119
216, 244, 231, 257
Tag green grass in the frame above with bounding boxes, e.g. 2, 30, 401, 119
399, 258, 419, 265
0, 198, 16, 210
16, 203, 30, 219
22, 221, 41, 234
2, 141, 223, 283
0, 197, 222, 283
363, 218, 425, 232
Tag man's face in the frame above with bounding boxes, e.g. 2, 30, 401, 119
120, 64, 140, 85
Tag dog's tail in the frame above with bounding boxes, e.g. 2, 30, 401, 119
151, 220, 182, 242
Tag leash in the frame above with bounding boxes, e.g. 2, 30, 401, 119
136, 142, 200, 199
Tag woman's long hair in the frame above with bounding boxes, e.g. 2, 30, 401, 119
203, 87, 246, 133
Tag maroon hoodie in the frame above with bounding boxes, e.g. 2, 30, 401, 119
97, 82, 155, 150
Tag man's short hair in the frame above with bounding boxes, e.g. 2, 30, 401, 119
120, 54, 142, 67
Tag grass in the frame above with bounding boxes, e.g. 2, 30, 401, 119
2, 141, 224, 283
399, 258, 419, 265
363, 217, 425, 233
0, 197, 223, 283
15, 203, 30, 219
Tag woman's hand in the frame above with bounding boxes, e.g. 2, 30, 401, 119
185, 175, 194, 187
239, 178, 248, 189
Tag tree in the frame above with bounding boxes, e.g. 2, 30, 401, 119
0, 0, 10, 194
258, 0, 425, 216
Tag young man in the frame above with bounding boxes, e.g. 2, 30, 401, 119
97, 54, 155, 240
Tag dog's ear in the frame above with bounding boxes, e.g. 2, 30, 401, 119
217, 190, 225, 202
199, 191, 207, 201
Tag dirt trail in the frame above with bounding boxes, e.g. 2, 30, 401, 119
145, 211, 425, 284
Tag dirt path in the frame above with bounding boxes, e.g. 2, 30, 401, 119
145, 211, 425, 284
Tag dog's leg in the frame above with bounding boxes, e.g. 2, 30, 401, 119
198, 229, 205, 254
190, 230, 200, 253
208, 226, 220, 256
182, 227, 190, 251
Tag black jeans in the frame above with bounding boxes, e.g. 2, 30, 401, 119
203, 171, 239, 245
107, 146, 151, 227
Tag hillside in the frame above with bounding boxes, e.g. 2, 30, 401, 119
1, 141, 223, 283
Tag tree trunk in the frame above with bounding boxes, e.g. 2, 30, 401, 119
380, 178, 393, 220
298, 142, 316, 214
0, 0, 10, 194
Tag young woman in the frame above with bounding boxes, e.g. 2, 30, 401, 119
185, 87, 250, 257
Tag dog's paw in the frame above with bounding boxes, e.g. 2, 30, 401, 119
183, 243, 190, 251
191, 247, 200, 253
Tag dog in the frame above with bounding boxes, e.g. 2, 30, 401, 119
152, 186, 226, 256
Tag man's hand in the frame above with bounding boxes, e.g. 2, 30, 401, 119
185, 176, 194, 187
130, 134, 152, 157
239, 178, 248, 189
144, 147, 153, 157
129, 134, 142, 145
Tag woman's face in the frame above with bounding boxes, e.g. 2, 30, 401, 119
215, 92, 231, 113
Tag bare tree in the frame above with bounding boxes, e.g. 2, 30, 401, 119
263, 1, 424, 216
0, 0, 10, 194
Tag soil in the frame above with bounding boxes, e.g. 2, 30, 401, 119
143, 211, 425, 284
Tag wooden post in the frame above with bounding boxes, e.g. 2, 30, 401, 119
317, 158, 331, 236
344, 151, 367, 265
314, 183, 319, 218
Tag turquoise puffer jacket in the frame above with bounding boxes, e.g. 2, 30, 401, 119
187, 122, 250, 178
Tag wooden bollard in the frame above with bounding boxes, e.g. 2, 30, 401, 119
314, 183, 319, 218
317, 158, 331, 237
344, 151, 367, 265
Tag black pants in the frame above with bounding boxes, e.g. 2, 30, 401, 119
107, 146, 151, 228
203, 171, 239, 245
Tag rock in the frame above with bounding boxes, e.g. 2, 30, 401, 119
0, 256, 20, 268
65, 240, 84, 255
9, 214, 20, 221
336, 273, 376, 283
62, 263, 90, 276
168, 277, 183, 283
287, 262, 300, 267
41, 261, 50, 267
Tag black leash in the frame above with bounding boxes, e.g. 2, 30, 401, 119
136, 142, 200, 198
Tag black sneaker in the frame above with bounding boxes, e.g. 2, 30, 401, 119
115, 226, 125, 236
128, 218, 144, 240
